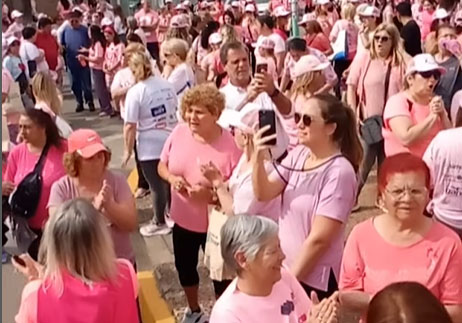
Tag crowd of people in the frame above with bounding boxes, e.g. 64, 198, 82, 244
2, 0, 462, 322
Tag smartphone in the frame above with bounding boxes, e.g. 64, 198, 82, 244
258, 110, 277, 146
13, 255, 26, 267
256, 63, 268, 74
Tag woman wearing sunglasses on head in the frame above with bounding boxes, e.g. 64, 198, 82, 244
339, 153, 462, 322
252, 94, 363, 299
382, 54, 452, 158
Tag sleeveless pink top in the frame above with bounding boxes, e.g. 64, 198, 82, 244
15, 259, 139, 323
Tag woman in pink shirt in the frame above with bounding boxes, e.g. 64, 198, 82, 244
13, 198, 139, 323
299, 18, 332, 55
252, 94, 362, 299
210, 215, 338, 323
5, 109, 67, 259
78, 25, 114, 117
330, 3, 358, 60
135, 0, 160, 61
347, 23, 407, 202
103, 25, 125, 102
158, 84, 241, 322
339, 153, 462, 322
382, 54, 451, 158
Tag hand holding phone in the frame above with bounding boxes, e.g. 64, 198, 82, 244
258, 110, 277, 146
256, 63, 268, 74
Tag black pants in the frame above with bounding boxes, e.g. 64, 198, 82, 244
300, 269, 338, 300
172, 224, 231, 296
333, 59, 351, 99
28, 228, 43, 261
139, 159, 170, 225
134, 143, 149, 190
146, 42, 160, 62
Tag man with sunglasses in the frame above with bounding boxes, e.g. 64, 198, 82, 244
60, 10, 96, 113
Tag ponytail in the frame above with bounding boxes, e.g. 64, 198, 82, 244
127, 52, 153, 82
312, 94, 363, 173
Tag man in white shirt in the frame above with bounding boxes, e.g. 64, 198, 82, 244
255, 14, 286, 76
20, 26, 48, 79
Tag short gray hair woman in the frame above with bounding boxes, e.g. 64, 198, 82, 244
210, 214, 339, 323
13, 199, 139, 322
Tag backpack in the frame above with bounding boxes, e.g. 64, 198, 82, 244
9, 143, 50, 219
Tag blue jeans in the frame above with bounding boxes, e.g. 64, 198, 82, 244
69, 65, 94, 107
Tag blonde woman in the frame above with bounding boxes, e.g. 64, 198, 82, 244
161, 38, 196, 104
31, 71, 72, 138
220, 23, 240, 44
123, 51, 178, 237
13, 199, 139, 323
347, 23, 408, 202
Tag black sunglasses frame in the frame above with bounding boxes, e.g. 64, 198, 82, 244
294, 113, 313, 127
418, 70, 441, 80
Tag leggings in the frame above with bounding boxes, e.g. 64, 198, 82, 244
92, 68, 113, 114
172, 224, 232, 296
134, 142, 149, 190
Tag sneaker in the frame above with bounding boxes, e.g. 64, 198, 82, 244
134, 188, 150, 199
88, 103, 96, 112
75, 105, 84, 112
182, 309, 209, 323
139, 222, 171, 237
99, 111, 109, 117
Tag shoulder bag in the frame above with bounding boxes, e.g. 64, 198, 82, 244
9, 143, 50, 219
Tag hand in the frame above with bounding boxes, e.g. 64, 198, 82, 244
200, 162, 224, 187
12, 254, 43, 281
254, 71, 276, 96
245, 79, 262, 103
121, 150, 132, 168
2, 181, 15, 196
99, 180, 114, 206
169, 175, 190, 196
252, 125, 277, 158
76, 54, 85, 60
93, 190, 104, 211
187, 184, 213, 203
309, 291, 339, 323
430, 96, 445, 116
78, 47, 89, 53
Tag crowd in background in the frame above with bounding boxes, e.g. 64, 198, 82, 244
1, 0, 462, 322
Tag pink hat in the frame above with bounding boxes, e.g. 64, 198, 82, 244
298, 13, 316, 25
293, 55, 330, 78
405, 54, 446, 76
257, 36, 275, 49
170, 14, 188, 28
68, 129, 109, 158
273, 5, 290, 17
245, 4, 255, 12
175, 4, 186, 11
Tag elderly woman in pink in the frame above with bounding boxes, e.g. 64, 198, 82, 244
210, 215, 338, 323
252, 94, 362, 299
339, 153, 462, 322
382, 54, 451, 158
13, 199, 139, 323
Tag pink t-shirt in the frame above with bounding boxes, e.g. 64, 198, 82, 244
5, 142, 67, 229
135, 9, 159, 43
89, 41, 104, 70
271, 146, 357, 291
47, 171, 135, 262
317, 16, 332, 37
347, 53, 405, 118
340, 218, 462, 305
15, 259, 139, 323
104, 42, 124, 73
423, 128, 462, 230
382, 92, 443, 158
329, 19, 358, 59
210, 268, 311, 323
229, 158, 281, 222
160, 123, 241, 233
305, 33, 331, 55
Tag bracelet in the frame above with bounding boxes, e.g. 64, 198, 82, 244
270, 88, 279, 98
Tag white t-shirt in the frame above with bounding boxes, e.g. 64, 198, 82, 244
124, 76, 179, 161
255, 33, 286, 56
20, 40, 44, 78
114, 16, 127, 35
167, 62, 196, 103
450, 89, 462, 126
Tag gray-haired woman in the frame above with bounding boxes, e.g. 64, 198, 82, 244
210, 215, 339, 323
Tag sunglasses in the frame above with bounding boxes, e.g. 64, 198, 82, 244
374, 35, 390, 42
294, 112, 316, 127
418, 70, 441, 80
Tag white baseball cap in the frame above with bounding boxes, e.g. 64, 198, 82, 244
433, 8, 449, 20
6, 36, 20, 47
358, 5, 380, 18
257, 36, 275, 49
209, 32, 223, 44
11, 10, 23, 19
293, 55, 330, 78
316, 0, 330, 5
298, 13, 316, 25
175, 4, 186, 10
245, 4, 255, 12
231, 1, 240, 7
101, 17, 113, 27
405, 54, 447, 76
182, 0, 191, 7
274, 6, 290, 17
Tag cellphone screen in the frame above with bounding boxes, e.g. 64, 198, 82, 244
258, 110, 277, 146
256, 63, 268, 74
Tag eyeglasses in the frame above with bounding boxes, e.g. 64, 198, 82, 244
417, 70, 441, 80
374, 35, 390, 43
385, 187, 428, 200
294, 112, 318, 127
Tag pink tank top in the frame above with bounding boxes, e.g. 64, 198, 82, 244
37, 260, 138, 323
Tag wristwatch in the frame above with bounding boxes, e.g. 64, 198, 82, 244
270, 88, 279, 98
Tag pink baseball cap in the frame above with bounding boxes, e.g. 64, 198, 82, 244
244, 4, 255, 12
68, 129, 109, 158
405, 54, 446, 76
170, 14, 188, 28
298, 13, 316, 25
293, 55, 330, 78
257, 36, 275, 49
274, 6, 290, 17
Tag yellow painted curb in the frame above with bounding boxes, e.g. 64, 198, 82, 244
128, 168, 139, 194
138, 271, 175, 323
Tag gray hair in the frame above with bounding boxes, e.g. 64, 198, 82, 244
221, 215, 278, 274
39, 198, 116, 294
